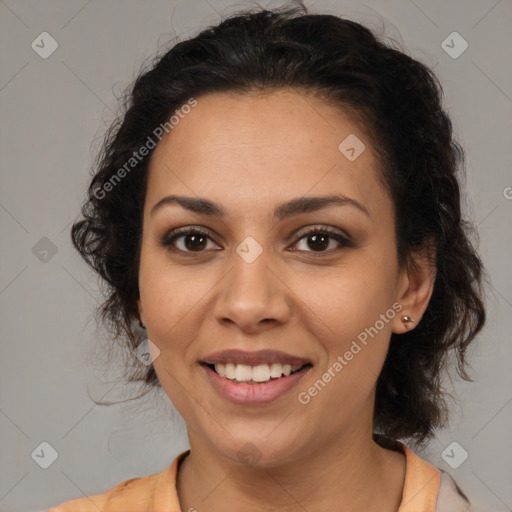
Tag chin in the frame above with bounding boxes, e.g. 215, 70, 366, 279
212, 433, 306, 469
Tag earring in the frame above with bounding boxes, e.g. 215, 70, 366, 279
139, 319, 146, 329
401, 315, 414, 328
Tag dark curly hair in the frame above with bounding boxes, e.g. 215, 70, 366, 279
71, 0, 487, 445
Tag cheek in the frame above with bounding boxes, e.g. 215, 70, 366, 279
293, 258, 394, 335
138, 253, 209, 339
297, 294, 393, 426
292, 262, 395, 392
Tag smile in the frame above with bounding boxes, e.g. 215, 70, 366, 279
200, 362, 313, 405
204, 362, 311, 383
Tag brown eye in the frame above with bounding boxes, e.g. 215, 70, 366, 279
160, 225, 352, 256
292, 227, 352, 253
161, 227, 219, 254
181, 232, 208, 251
304, 233, 330, 251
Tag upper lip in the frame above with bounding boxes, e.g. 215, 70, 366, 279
201, 349, 312, 367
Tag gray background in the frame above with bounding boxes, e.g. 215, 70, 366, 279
0, 0, 511, 511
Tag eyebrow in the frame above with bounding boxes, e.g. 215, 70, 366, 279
150, 193, 371, 220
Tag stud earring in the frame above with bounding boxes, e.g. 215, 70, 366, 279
401, 315, 414, 328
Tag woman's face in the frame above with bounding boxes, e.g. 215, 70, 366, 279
137, 89, 428, 466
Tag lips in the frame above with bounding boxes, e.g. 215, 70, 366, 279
200, 360, 313, 405
201, 349, 312, 367
199, 349, 314, 404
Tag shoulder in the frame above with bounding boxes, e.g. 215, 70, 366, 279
375, 436, 472, 512
46, 449, 189, 512
401, 444, 472, 512
46, 472, 163, 511
436, 471, 472, 512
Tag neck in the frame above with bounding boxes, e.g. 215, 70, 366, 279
176, 425, 405, 512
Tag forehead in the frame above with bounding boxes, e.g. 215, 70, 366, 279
146, 90, 388, 221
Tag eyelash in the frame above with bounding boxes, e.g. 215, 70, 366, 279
160, 225, 352, 256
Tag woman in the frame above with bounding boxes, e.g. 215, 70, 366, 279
49, 2, 486, 511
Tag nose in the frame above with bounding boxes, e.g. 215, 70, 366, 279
213, 247, 291, 334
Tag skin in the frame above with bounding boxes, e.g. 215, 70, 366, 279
137, 89, 436, 512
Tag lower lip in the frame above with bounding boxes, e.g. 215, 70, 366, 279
201, 364, 312, 405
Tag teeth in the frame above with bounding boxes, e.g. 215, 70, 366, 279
213, 363, 304, 382
252, 364, 271, 382
225, 363, 236, 379
235, 364, 252, 382
269, 363, 283, 378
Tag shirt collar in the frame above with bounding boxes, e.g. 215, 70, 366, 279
159, 443, 440, 512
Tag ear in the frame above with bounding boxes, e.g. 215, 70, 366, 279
392, 244, 436, 334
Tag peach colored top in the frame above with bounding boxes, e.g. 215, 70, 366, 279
47, 443, 469, 511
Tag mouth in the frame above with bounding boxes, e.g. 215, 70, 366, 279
199, 351, 314, 405
200, 361, 313, 384
199, 349, 314, 404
